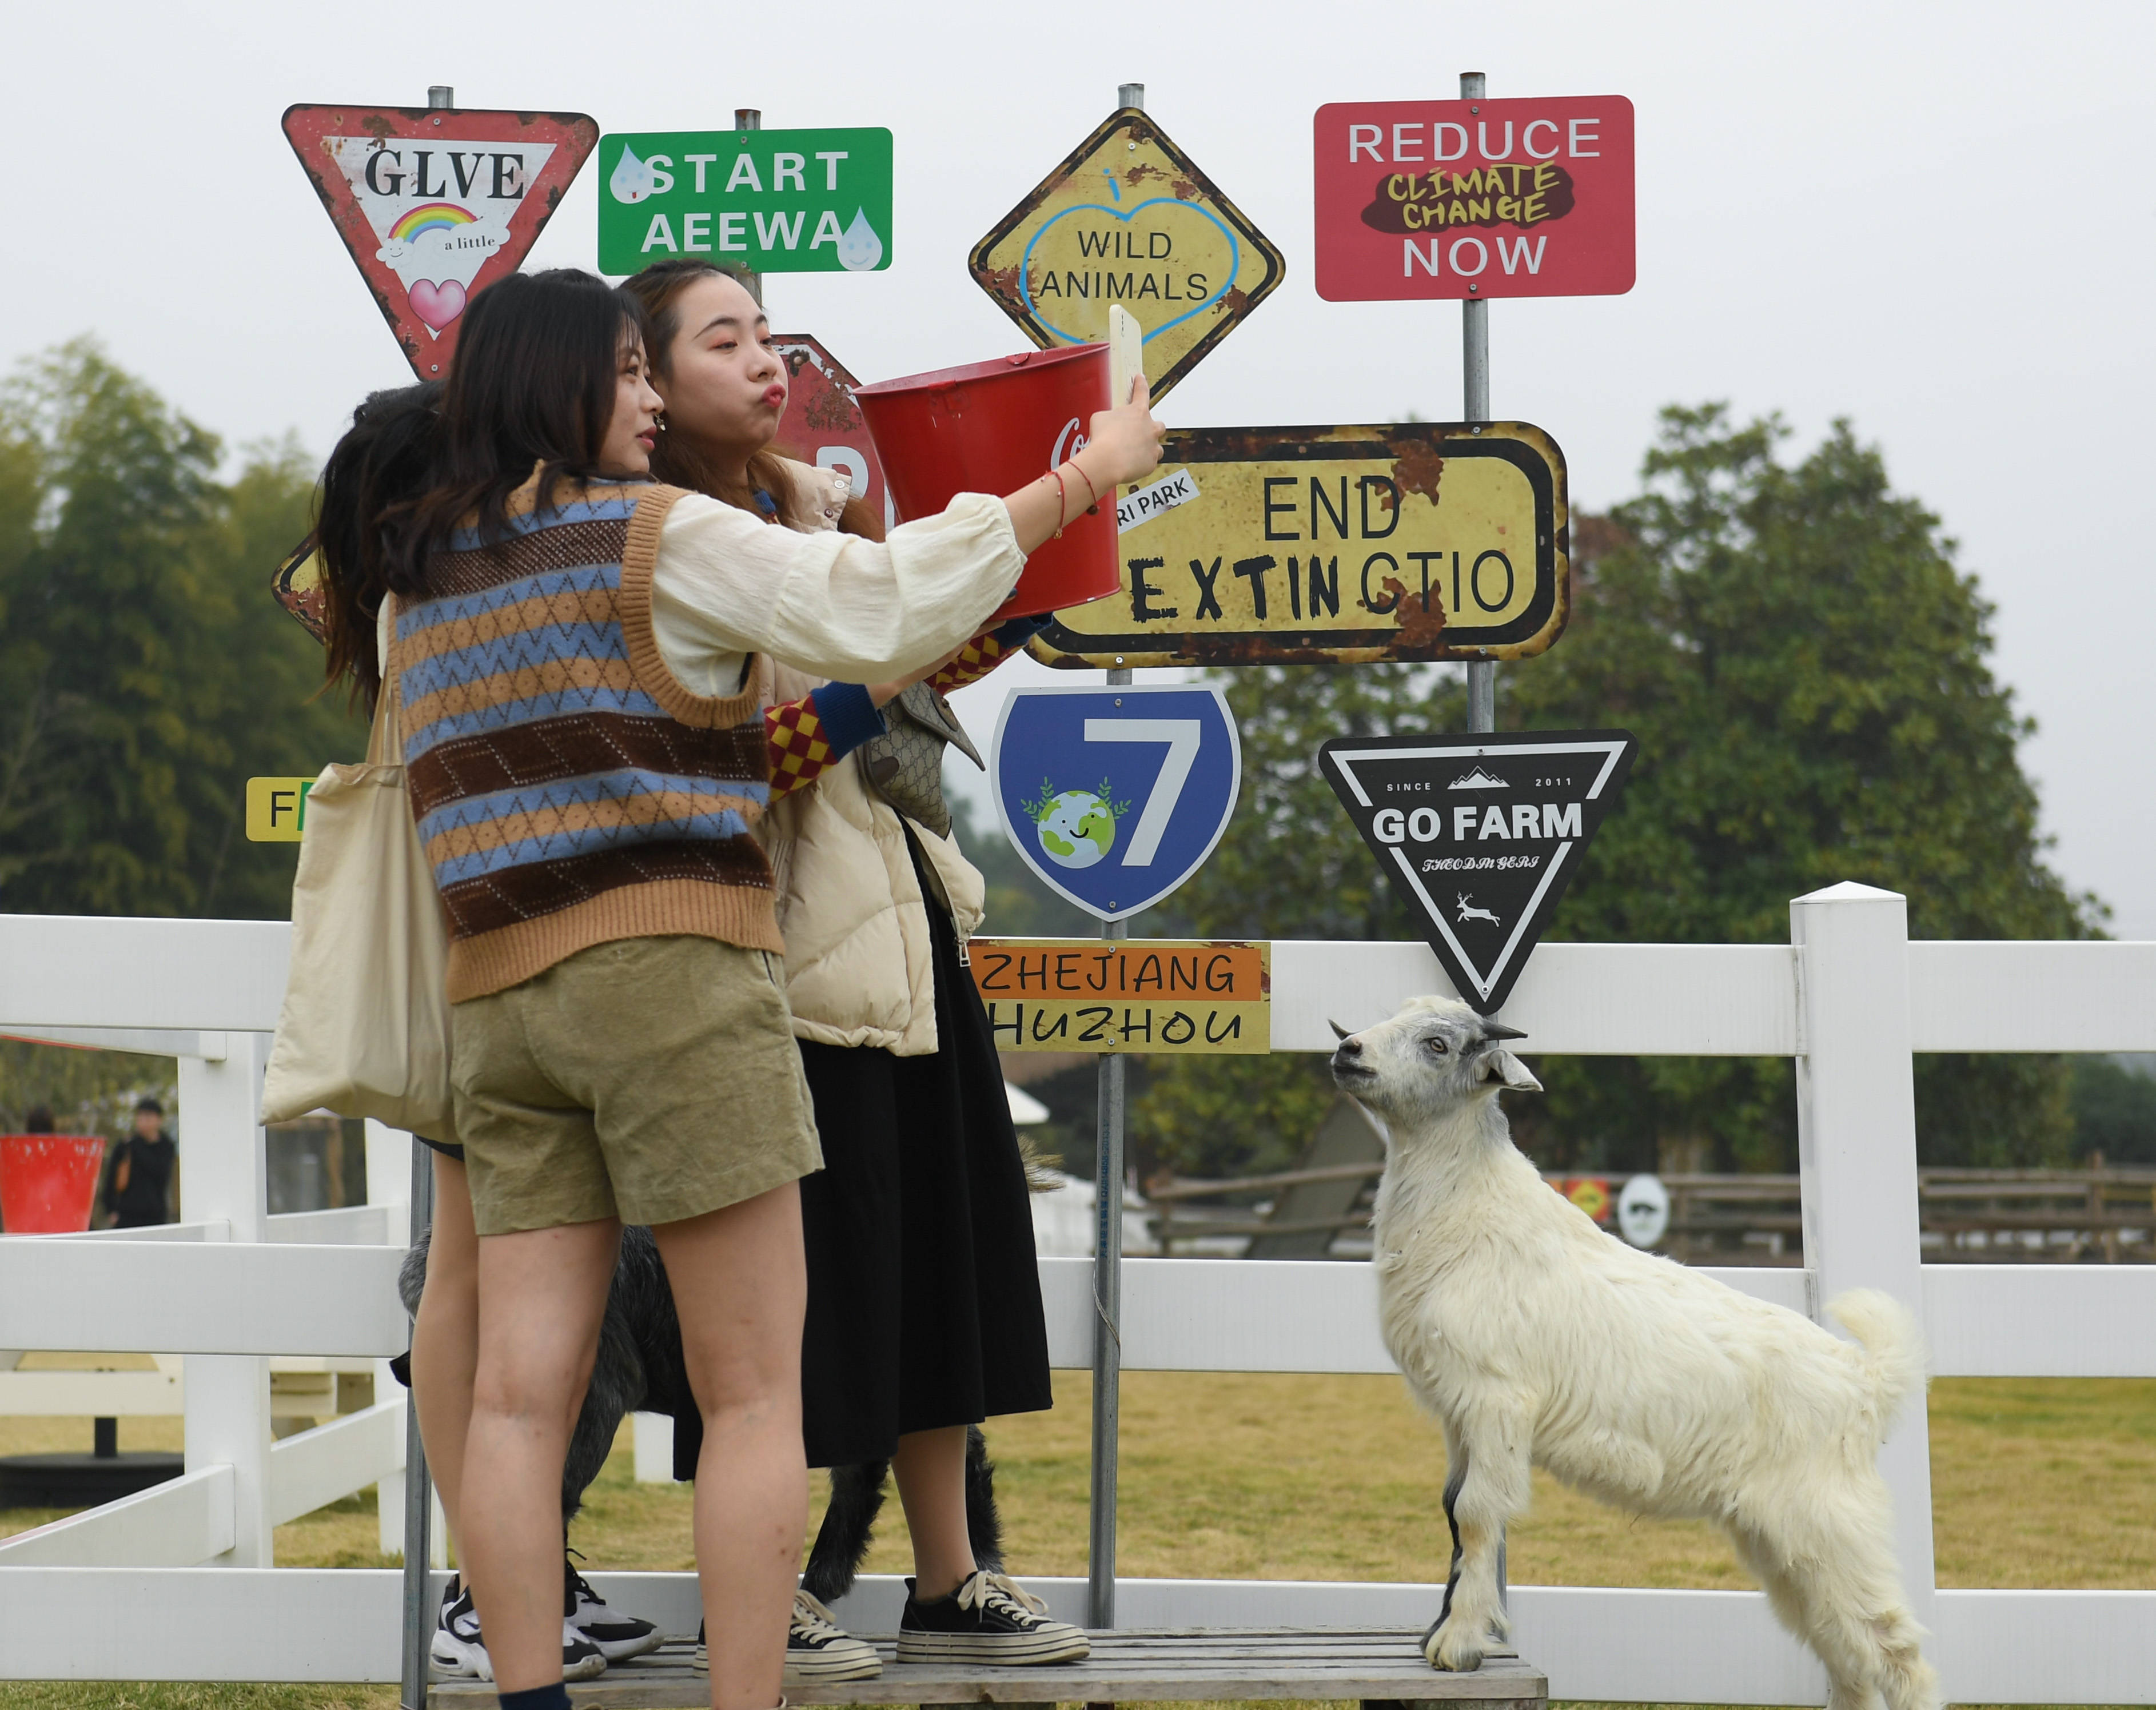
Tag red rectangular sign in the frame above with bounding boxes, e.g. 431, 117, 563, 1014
1313, 96, 1635, 302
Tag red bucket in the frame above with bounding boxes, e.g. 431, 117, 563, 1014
0, 1133, 106, 1234
855, 344, 1118, 621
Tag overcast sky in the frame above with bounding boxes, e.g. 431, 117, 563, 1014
7, 1, 2150, 934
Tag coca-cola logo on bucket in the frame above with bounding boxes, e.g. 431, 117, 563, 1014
1050, 416, 1090, 471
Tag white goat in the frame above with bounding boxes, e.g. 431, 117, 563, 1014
1332, 996, 1938, 1710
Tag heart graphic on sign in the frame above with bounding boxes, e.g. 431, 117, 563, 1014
407, 278, 468, 333
1021, 197, 1241, 346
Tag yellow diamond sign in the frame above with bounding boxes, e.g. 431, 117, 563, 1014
969, 108, 1284, 400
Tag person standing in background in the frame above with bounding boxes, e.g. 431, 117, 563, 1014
102, 1096, 177, 1228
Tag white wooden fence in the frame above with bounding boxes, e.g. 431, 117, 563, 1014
3, 883, 2154, 1703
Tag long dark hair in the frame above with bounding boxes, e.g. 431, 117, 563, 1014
315, 381, 443, 703
617, 261, 881, 540
382, 269, 650, 589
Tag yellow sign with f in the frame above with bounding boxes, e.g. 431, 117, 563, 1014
246, 776, 317, 842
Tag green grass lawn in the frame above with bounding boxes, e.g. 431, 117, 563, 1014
5, 1372, 2153, 1709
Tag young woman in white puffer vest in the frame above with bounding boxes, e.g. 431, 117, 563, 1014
621, 260, 1126, 1675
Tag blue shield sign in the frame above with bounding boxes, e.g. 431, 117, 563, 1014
991, 685, 1240, 923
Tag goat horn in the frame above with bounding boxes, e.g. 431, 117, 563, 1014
1481, 1020, 1528, 1041
1329, 1018, 1352, 1041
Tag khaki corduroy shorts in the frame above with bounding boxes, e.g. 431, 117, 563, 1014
449, 934, 822, 1236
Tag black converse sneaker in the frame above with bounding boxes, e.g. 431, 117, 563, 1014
429, 1580, 608, 1682
566, 1555, 665, 1661
896, 1569, 1090, 1664
694, 1592, 881, 1682
786, 1589, 882, 1681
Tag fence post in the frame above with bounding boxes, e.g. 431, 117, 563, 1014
177, 1031, 274, 1566
1789, 882, 1937, 1627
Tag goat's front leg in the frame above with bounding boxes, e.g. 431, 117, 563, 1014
1423, 1406, 1530, 1672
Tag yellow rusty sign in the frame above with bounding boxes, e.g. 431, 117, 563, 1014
969, 108, 1283, 400
1029, 421, 1568, 669
269, 535, 329, 642
969, 938, 1270, 1054
246, 776, 318, 842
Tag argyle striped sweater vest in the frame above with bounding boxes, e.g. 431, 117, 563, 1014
394, 475, 781, 1002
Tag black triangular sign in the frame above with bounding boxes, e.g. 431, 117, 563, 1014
1318, 729, 1638, 1014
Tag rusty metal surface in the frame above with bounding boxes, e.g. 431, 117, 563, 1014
769, 334, 888, 529
1030, 421, 1568, 669
281, 103, 597, 378
269, 536, 328, 643
969, 108, 1285, 400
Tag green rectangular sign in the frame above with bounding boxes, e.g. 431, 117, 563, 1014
596, 127, 892, 276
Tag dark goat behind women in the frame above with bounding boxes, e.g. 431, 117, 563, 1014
395, 1223, 1006, 1599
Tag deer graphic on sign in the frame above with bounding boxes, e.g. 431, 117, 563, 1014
1317, 729, 1639, 1013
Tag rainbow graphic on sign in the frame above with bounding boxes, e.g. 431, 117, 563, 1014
387, 202, 478, 242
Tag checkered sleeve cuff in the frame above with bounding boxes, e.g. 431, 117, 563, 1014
765, 686, 888, 801
766, 697, 835, 799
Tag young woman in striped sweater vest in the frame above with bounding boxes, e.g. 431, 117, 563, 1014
617, 260, 1100, 1679
324, 268, 1162, 1710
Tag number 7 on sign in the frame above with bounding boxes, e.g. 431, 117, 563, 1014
1083, 719, 1201, 866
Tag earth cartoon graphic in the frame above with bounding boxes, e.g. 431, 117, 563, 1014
1028, 781, 1129, 871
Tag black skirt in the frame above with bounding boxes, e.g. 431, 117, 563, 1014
790, 844, 1055, 1466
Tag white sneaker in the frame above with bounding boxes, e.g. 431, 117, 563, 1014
429, 1582, 608, 1681
431, 1583, 486, 1679
567, 1556, 665, 1661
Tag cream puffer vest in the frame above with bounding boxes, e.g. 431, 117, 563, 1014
759, 464, 987, 1055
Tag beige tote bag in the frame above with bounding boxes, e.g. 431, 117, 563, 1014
261, 612, 456, 1141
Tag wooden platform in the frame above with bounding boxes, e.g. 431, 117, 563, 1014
429, 1627, 1545, 1708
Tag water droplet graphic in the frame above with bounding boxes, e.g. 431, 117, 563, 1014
836, 208, 883, 272
609, 146, 655, 205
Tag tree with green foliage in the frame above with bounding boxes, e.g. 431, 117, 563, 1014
2069, 1057, 2156, 1166
0, 340, 365, 921
1136, 406, 2096, 1180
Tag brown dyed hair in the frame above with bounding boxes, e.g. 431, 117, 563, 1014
616, 260, 883, 540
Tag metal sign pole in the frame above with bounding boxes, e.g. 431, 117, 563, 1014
1085, 78, 1147, 1633
1460, 71, 1505, 1616
1460, 75, 1503, 1612
398, 1127, 439, 1709
1460, 70, 1495, 739
1087, 918, 1126, 1632
735, 108, 763, 306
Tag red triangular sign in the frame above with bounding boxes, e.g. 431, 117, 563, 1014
282, 103, 598, 379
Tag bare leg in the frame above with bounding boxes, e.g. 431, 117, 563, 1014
892, 1424, 978, 1599
409, 1152, 477, 1552
460, 1217, 621, 1692
653, 1183, 807, 1710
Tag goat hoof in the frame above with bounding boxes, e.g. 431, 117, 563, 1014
1424, 1621, 1483, 1672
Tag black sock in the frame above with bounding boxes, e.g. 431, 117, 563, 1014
497, 1685, 572, 1710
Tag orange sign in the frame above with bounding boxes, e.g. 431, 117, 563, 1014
968, 937, 1269, 1054
1551, 1175, 1612, 1223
